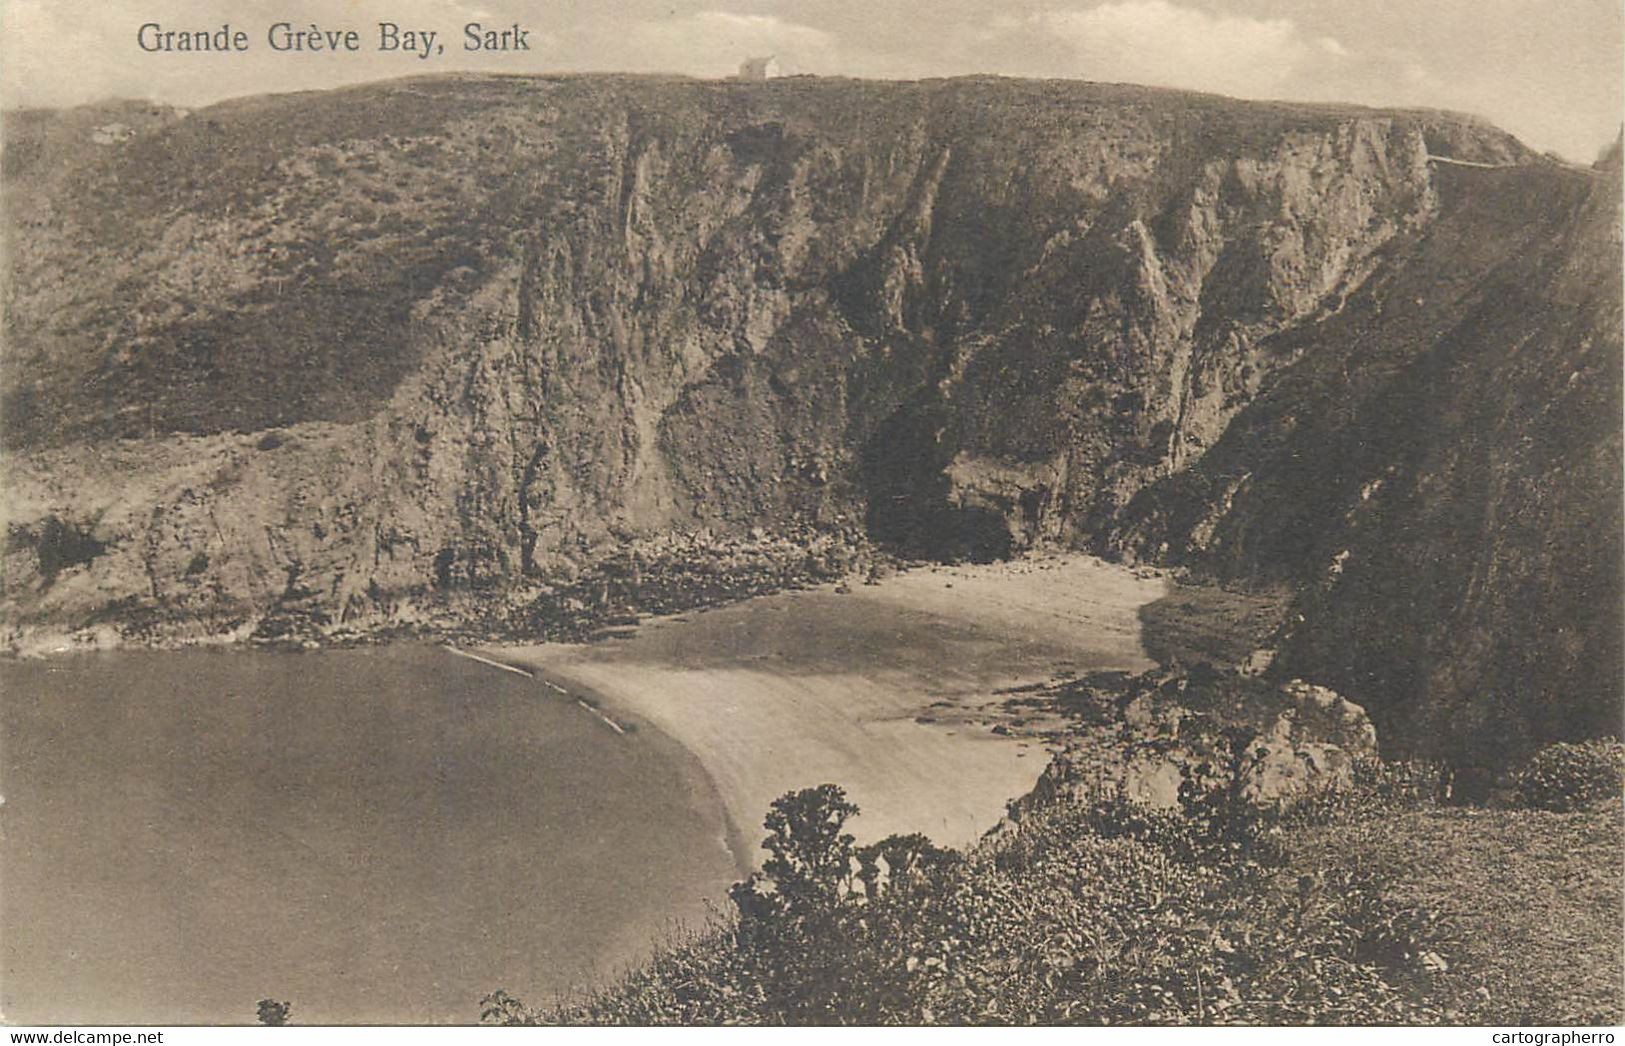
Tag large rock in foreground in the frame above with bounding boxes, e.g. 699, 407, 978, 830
1023, 671, 1383, 813
1238, 680, 1380, 807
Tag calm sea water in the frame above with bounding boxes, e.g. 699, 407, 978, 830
0, 645, 737, 1024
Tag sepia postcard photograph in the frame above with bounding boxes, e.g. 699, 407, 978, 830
0, 0, 1620, 1032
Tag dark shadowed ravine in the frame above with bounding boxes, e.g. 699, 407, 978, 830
0, 646, 737, 1025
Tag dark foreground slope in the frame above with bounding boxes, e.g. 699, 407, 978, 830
2, 75, 1617, 767
487, 782, 1624, 1026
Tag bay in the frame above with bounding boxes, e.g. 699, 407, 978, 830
0, 645, 737, 1024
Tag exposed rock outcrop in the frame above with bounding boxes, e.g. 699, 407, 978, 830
2, 75, 1616, 767
1238, 680, 1380, 806
1108, 158, 1623, 770
1017, 671, 1382, 814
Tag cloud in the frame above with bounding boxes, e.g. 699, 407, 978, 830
1, 0, 1615, 160
565, 11, 838, 78
984, 1, 1343, 100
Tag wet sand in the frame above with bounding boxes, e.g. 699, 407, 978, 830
486, 554, 1166, 856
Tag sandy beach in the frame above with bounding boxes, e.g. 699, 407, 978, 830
483, 554, 1166, 859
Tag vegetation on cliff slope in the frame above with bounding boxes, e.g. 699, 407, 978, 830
483, 766, 1622, 1026
3, 75, 1617, 771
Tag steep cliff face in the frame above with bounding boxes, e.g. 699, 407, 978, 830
2, 75, 1614, 765
1108, 160, 1623, 768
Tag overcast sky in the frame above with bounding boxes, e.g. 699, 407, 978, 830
2, 0, 1620, 160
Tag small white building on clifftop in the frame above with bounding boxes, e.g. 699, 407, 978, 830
735, 55, 780, 81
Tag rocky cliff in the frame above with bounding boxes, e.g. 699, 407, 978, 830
1108, 153, 1624, 772
2, 75, 1616, 766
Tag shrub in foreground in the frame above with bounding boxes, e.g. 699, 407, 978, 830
1515, 739, 1625, 812
486, 775, 1468, 1025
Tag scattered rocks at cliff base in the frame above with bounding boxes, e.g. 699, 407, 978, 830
0, 510, 884, 655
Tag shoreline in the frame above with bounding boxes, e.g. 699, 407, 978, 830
442, 641, 752, 878
545, 660, 753, 880
4, 553, 1166, 881
480, 554, 1168, 863
0, 554, 1168, 1017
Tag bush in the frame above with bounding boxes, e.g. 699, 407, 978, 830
488, 777, 1468, 1025
255, 999, 292, 1026
759, 784, 861, 917
1515, 739, 1625, 812
1280, 757, 1446, 829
